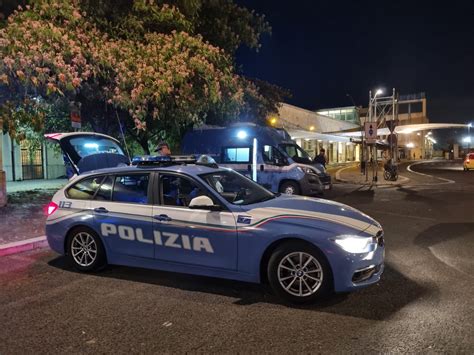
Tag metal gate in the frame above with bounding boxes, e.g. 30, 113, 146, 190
21, 147, 44, 180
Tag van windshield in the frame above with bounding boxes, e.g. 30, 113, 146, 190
199, 170, 275, 205
279, 144, 312, 164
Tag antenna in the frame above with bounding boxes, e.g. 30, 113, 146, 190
115, 109, 131, 162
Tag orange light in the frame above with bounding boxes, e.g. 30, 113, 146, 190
270, 117, 277, 125
309, 126, 315, 131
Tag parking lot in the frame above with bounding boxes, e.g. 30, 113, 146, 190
1, 161, 473, 353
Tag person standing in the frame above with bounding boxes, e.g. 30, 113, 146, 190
314, 148, 327, 167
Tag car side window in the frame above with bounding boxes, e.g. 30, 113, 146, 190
95, 176, 114, 201
67, 176, 105, 200
161, 175, 207, 207
112, 174, 149, 204
263, 145, 285, 165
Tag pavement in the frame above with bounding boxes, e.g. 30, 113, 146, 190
1, 161, 473, 353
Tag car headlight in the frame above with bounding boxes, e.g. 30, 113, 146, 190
333, 235, 376, 253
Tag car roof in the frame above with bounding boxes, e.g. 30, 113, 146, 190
78, 163, 228, 178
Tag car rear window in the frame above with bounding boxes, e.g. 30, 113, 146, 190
67, 176, 105, 200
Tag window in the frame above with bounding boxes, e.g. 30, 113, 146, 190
112, 174, 149, 204
95, 176, 114, 201
222, 147, 251, 163
262, 145, 286, 165
200, 170, 275, 205
67, 176, 104, 200
161, 175, 207, 207
69, 137, 125, 158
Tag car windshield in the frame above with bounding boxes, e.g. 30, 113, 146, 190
69, 137, 125, 158
279, 143, 311, 163
199, 170, 275, 205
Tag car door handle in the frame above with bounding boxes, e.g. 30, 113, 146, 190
94, 207, 109, 213
154, 214, 172, 222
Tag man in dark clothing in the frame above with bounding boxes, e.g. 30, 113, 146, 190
314, 148, 327, 167
155, 141, 171, 156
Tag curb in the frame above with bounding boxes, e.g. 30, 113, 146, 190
0, 236, 48, 257
334, 165, 410, 186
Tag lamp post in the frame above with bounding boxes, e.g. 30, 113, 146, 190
469, 123, 472, 151
346, 94, 364, 173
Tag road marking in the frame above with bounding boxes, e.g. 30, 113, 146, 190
407, 161, 456, 184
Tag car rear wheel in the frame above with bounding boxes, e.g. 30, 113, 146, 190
279, 181, 300, 195
267, 241, 332, 303
67, 227, 106, 272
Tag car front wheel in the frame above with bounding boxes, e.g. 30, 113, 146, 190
267, 241, 332, 303
67, 227, 106, 272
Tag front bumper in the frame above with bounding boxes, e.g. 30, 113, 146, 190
327, 238, 385, 293
300, 173, 324, 196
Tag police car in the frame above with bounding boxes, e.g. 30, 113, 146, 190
45, 132, 384, 303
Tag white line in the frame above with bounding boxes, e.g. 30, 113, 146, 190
407, 161, 455, 184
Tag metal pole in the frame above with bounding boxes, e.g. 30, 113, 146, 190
252, 138, 258, 182
0, 118, 6, 207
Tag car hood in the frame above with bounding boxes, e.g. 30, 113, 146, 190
238, 194, 381, 235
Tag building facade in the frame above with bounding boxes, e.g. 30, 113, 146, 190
1, 133, 65, 182
274, 103, 360, 164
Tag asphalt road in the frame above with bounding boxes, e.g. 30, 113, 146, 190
1, 161, 473, 353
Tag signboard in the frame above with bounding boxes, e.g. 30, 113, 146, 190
386, 119, 399, 133
70, 102, 81, 129
364, 122, 377, 144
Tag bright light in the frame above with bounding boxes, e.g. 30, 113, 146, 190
84, 143, 98, 149
375, 89, 383, 97
334, 235, 374, 254
407, 142, 415, 148
468, 123, 472, 128
304, 138, 310, 141
237, 130, 247, 139
427, 131, 432, 135
309, 126, 315, 131
417, 133, 421, 136
45, 202, 58, 216
463, 136, 472, 143
269, 117, 277, 125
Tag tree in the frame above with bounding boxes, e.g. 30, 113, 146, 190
0, 0, 286, 154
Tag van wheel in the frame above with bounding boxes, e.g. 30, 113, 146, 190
267, 241, 332, 304
67, 227, 106, 272
280, 181, 300, 195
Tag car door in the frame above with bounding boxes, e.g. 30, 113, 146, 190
92, 172, 154, 259
258, 145, 285, 191
152, 172, 238, 270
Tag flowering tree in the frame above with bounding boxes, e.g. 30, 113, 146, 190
0, 0, 283, 153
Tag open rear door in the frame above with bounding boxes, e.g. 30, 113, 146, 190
45, 132, 130, 176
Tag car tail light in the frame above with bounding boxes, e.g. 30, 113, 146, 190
45, 202, 59, 216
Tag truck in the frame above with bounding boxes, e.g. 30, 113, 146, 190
181, 123, 332, 196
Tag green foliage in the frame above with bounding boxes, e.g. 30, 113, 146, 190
0, 0, 284, 154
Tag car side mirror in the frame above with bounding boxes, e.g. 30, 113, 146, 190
189, 196, 222, 211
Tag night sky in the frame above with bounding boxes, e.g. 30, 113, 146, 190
236, 0, 474, 126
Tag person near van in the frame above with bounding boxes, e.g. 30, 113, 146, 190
155, 141, 171, 156
314, 148, 327, 167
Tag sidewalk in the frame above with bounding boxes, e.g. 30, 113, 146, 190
1, 179, 67, 256
335, 164, 409, 186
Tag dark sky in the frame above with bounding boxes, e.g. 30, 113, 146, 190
236, 0, 474, 126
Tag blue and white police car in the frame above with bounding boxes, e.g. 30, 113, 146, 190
45, 132, 384, 303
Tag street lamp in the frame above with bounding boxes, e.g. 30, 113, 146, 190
375, 88, 383, 97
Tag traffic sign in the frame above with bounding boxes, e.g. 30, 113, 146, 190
365, 122, 377, 143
